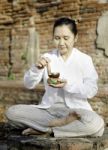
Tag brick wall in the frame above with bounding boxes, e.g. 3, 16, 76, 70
0, 0, 108, 83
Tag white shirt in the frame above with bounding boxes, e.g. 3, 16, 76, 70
24, 48, 98, 111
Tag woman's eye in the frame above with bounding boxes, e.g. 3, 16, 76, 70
64, 36, 69, 40
54, 37, 60, 40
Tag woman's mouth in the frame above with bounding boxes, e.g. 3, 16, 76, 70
59, 46, 66, 49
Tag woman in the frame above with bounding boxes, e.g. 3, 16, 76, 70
5, 17, 104, 137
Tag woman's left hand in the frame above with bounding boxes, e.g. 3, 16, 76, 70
49, 79, 67, 88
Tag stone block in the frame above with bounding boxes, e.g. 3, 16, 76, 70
58, 138, 93, 150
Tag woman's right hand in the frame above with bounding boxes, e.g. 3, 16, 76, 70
36, 57, 50, 69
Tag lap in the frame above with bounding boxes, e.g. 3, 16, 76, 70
6, 104, 104, 136
6, 104, 104, 131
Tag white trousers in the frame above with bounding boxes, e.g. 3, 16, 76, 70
5, 104, 105, 137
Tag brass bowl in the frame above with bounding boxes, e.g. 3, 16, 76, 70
48, 72, 60, 78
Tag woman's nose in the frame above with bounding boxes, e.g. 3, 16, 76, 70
59, 39, 64, 45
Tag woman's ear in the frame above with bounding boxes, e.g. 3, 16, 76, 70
75, 34, 78, 43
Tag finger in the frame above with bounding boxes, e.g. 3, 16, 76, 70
36, 63, 43, 69
49, 84, 58, 88
39, 57, 50, 65
36, 61, 46, 68
49, 83, 65, 88
58, 79, 67, 83
37, 58, 47, 68
40, 59, 47, 65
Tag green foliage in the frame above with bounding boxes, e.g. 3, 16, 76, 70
8, 72, 15, 80
21, 51, 28, 64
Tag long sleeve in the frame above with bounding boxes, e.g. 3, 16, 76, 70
63, 56, 98, 99
24, 65, 44, 89
23, 51, 52, 90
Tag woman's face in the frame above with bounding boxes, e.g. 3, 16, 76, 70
53, 25, 77, 56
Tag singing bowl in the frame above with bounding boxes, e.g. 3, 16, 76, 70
48, 72, 60, 78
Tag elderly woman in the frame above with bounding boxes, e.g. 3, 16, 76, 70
5, 17, 104, 137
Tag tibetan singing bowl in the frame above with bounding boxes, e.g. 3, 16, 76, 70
48, 73, 60, 78
48, 72, 60, 84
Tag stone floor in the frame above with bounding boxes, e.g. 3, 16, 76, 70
0, 123, 108, 150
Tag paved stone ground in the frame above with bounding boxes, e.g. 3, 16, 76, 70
0, 123, 108, 150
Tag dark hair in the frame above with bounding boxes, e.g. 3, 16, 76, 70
53, 17, 78, 36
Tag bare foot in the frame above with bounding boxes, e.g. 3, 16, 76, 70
22, 128, 52, 137
22, 128, 45, 136
49, 112, 81, 127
